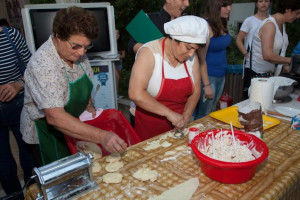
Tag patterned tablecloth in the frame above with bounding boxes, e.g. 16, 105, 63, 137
26, 115, 300, 200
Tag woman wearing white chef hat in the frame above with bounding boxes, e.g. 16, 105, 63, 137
129, 16, 209, 141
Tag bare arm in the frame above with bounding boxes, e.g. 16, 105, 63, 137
44, 107, 127, 153
128, 47, 183, 127
236, 30, 249, 59
133, 43, 143, 54
260, 23, 291, 64
197, 36, 213, 99
120, 50, 126, 59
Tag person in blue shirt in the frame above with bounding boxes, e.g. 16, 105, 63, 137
193, 0, 233, 120
292, 41, 300, 55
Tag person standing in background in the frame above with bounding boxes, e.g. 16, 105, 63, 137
249, 0, 300, 78
236, 0, 271, 99
0, 23, 36, 199
193, 0, 233, 120
114, 29, 126, 98
128, 0, 190, 127
128, 0, 190, 55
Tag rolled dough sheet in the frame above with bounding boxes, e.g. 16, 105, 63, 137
148, 177, 199, 200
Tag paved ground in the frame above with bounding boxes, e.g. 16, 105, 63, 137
0, 99, 131, 198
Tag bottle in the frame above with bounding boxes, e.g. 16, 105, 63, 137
188, 127, 200, 146
291, 114, 300, 130
218, 93, 233, 110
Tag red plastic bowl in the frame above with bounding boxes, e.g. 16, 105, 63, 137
191, 129, 269, 184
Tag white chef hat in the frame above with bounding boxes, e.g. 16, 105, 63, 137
164, 15, 209, 44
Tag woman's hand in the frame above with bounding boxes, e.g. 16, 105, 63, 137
166, 111, 185, 129
86, 103, 96, 118
282, 64, 291, 73
0, 82, 22, 102
204, 85, 214, 99
101, 131, 127, 153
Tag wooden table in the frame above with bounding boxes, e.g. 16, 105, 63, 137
26, 115, 300, 200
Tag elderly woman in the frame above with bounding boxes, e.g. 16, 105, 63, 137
21, 6, 127, 165
129, 16, 209, 141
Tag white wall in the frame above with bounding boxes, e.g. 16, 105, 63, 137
228, 3, 256, 35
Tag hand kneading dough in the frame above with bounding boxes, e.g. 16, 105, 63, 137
91, 162, 101, 174
105, 161, 124, 172
133, 168, 158, 182
105, 153, 121, 163
76, 141, 102, 160
148, 178, 199, 200
102, 173, 123, 183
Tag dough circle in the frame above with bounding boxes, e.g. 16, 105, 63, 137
102, 173, 123, 184
105, 161, 124, 172
133, 168, 158, 182
161, 141, 172, 148
75, 141, 102, 160
91, 162, 101, 174
105, 153, 121, 163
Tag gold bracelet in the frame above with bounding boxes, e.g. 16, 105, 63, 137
204, 83, 210, 87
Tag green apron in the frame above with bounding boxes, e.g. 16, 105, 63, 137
35, 63, 93, 165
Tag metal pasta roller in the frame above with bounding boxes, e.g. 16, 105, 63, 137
32, 152, 98, 200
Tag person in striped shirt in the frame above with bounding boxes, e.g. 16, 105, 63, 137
0, 24, 36, 199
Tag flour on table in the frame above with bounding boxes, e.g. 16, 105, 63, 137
102, 173, 123, 184
105, 153, 121, 163
164, 151, 176, 156
175, 145, 186, 151
105, 161, 124, 172
133, 168, 158, 182
148, 177, 199, 200
143, 140, 161, 151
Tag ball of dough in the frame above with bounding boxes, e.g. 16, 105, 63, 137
102, 173, 123, 184
105, 161, 124, 172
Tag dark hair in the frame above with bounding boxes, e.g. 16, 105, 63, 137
0, 18, 10, 27
52, 6, 99, 41
277, 0, 300, 14
255, 0, 272, 3
204, 0, 233, 37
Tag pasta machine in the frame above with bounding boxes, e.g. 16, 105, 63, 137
32, 152, 98, 200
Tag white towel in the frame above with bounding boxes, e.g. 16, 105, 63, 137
79, 108, 103, 122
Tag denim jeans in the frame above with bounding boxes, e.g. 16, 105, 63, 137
0, 92, 36, 197
193, 76, 225, 120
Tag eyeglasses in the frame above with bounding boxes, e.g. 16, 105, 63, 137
67, 40, 93, 50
